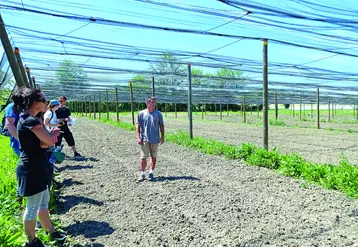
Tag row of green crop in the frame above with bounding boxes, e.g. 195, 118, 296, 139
86, 116, 358, 198
0, 136, 61, 247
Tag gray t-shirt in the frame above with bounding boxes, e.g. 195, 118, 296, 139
137, 109, 164, 144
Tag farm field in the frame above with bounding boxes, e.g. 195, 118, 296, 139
55, 117, 358, 246
98, 110, 358, 165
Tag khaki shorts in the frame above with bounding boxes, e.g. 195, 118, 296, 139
141, 142, 159, 159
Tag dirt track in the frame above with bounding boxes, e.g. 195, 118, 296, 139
55, 117, 358, 247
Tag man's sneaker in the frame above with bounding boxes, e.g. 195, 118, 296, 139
24, 238, 49, 247
50, 231, 66, 241
137, 174, 145, 182
148, 173, 154, 181
74, 152, 82, 158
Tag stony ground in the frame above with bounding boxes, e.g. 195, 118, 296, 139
55, 117, 358, 247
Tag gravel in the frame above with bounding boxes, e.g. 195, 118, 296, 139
56, 117, 358, 247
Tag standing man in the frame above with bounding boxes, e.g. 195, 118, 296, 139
136, 97, 165, 181
56, 96, 82, 158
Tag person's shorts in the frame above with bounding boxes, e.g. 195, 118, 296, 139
141, 142, 159, 159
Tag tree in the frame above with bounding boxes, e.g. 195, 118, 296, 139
131, 74, 151, 88
214, 68, 246, 89
150, 52, 186, 86
55, 59, 88, 85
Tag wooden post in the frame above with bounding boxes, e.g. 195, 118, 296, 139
227, 103, 229, 117
263, 39, 269, 150
328, 98, 331, 122
188, 64, 193, 139
130, 82, 135, 125
215, 104, 217, 116
300, 98, 302, 120
98, 91, 101, 120
220, 103, 223, 121
311, 103, 313, 118
152, 77, 155, 97
115, 87, 119, 122
106, 89, 109, 121
317, 88, 320, 129
274, 92, 278, 120
354, 104, 356, 118
202, 103, 204, 120
175, 103, 177, 118
243, 95, 246, 123
89, 96, 91, 117
14, 48, 30, 88
93, 95, 96, 119
0, 14, 25, 87
165, 103, 167, 117
25, 67, 34, 88
257, 103, 259, 118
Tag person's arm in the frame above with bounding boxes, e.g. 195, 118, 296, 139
44, 117, 61, 127
160, 124, 165, 145
136, 123, 142, 145
5, 117, 18, 140
31, 125, 60, 146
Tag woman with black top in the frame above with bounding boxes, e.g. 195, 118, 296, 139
12, 87, 66, 247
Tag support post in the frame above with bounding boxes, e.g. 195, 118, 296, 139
130, 82, 135, 125
263, 39, 268, 150
0, 14, 25, 87
188, 64, 193, 139
317, 88, 320, 129
115, 87, 119, 122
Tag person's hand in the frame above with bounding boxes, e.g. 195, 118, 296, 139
40, 141, 48, 148
51, 129, 61, 137
137, 138, 142, 145
160, 137, 165, 145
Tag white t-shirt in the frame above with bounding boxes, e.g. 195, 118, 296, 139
44, 110, 58, 131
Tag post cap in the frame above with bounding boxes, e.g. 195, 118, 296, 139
14, 47, 20, 54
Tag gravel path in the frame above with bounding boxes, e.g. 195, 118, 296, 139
56, 118, 358, 247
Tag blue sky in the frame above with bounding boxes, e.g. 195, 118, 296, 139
1, 0, 358, 102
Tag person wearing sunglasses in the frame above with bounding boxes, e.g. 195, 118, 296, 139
12, 87, 66, 247
55, 96, 81, 158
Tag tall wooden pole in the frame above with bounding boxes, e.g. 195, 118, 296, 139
188, 64, 193, 139
263, 39, 269, 150
0, 14, 25, 87
115, 87, 119, 122
130, 82, 135, 125
317, 88, 320, 129
14, 48, 30, 88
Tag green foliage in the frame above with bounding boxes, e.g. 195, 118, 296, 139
0, 136, 26, 246
0, 89, 11, 107
55, 59, 88, 85
269, 119, 286, 126
215, 68, 246, 89
130, 75, 151, 88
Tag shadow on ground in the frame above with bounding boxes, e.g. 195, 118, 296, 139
65, 220, 115, 239
154, 175, 201, 182
57, 195, 104, 214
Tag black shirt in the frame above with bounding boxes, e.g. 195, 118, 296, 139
56, 106, 71, 130
16, 114, 48, 196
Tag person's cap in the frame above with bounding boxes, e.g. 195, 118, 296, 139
50, 100, 60, 107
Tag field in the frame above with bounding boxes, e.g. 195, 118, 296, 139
50, 109, 358, 246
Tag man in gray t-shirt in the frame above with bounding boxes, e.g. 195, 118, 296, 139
136, 96, 165, 182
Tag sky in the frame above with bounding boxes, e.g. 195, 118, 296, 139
1, 0, 358, 103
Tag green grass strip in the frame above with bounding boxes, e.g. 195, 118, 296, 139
84, 116, 358, 198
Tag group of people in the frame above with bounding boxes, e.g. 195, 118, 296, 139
3, 87, 81, 247
3, 90, 165, 246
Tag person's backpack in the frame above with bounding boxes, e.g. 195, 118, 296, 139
0, 114, 10, 137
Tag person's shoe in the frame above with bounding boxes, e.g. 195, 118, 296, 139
24, 238, 48, 247
50, 231, 66, 241
148, 173, 154, 181
137, 174, 146, 182
35, 221, 42, 230
74, 152, 82, 158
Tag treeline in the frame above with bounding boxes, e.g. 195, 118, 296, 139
67, 101, 264, 113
